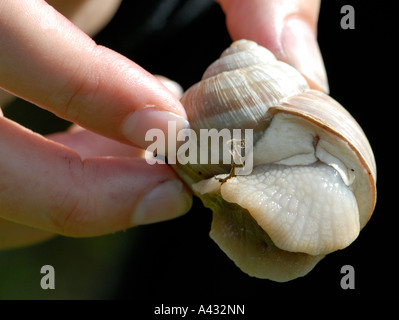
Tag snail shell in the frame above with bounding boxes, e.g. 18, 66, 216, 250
173, 40, 376, 282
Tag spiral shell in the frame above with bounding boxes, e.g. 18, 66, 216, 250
173, 40, 376, 282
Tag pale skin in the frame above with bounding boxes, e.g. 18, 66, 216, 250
0, 0, 326, 249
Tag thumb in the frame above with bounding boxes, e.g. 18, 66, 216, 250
217, 0, 329, 93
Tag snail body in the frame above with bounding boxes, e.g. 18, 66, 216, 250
173, 40, 376, 282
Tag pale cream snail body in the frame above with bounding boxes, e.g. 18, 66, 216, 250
172, 40, 376, 282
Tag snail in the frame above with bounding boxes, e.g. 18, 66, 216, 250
172, 40, 376, 282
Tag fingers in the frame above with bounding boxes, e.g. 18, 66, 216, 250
0, 116, 192, 237
2, 122, 137, 250
47, 76, 185, 160
0, 0, 191, 248
217, 0, 328, 93
47, 125, 146, 159
0, 0, 187, 151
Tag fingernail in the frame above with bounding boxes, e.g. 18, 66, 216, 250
281, 18, 329, 93
156, 76, 184, 99
132, 180, 192, 225
122, 106, 190, 150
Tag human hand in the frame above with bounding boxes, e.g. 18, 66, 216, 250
217, 0, 329, 93
0, 0, 192, 249
0, 0, 123, 107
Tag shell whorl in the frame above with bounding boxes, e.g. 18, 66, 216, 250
181, 40, 309, 142
201, 39, 277, 79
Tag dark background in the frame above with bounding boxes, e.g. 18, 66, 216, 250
0, 0, 396, 301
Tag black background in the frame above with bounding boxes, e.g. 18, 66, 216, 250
1, 0, 397, 302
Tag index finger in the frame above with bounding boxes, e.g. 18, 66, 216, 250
0, 0, 187, 149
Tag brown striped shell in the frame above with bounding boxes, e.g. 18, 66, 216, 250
173, 40, 376, 282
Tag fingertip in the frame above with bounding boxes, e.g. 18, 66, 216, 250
121, 106, 190, 151
281, 18, 329, 94
218, 0, 329, 93
131, 179, 192, 225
